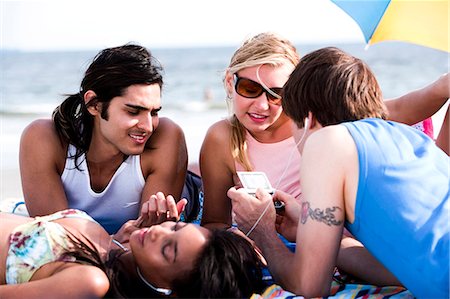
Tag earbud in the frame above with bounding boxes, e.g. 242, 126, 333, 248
295, 117, 310, 147
303, 117, 309, 130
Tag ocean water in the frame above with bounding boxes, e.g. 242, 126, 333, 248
2, 42, 448, 115
0, 42, 448, 200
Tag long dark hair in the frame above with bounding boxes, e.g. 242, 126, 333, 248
173, 229, 266, 298
52, 43, 164, 168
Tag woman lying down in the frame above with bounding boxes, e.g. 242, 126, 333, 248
0, 192, 266, 298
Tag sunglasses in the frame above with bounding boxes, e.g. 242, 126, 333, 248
233, 74, 283, 105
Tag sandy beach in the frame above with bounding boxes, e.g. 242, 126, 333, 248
1, 114, 35, 201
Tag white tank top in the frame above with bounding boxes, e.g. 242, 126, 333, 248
235, 132, 302, 201
61, 144, 145, 234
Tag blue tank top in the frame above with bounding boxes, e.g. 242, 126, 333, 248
61, 145, 145, 234
342, 119, 449, 298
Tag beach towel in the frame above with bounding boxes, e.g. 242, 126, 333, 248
251, 281, 413, 299
0, 198, 28, 216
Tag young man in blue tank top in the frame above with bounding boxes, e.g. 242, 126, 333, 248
20, 44, 188, 234
229, 47, 449, 298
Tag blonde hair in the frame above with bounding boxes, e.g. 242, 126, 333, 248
226, 32, 300, 170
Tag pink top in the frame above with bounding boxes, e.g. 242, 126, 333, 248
235, 132, 302, 201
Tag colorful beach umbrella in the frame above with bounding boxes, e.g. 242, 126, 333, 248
331, 0, 449, 52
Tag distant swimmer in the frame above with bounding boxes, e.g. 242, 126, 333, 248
203, 87, 214, 102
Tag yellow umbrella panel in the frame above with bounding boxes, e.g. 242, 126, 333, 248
332, 0, 449, 53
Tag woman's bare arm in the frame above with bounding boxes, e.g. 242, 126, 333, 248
385, 73, 449, 125
200, 120, 236, 229
0, 264, 109, 299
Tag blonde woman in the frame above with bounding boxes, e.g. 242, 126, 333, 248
200, 33, 301, 229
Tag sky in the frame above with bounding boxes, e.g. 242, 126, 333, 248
0, 0, 365, 51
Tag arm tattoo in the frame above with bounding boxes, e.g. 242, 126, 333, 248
300, 201, 343, 226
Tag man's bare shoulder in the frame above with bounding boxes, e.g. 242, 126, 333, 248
157, 117, 184, 132
21, 118, 65, 148
19, 118, 67, 175
145, 117, 185, 149
141, 117, 188, 178
142, 117, 188, 173
303, 125, 356, 160
22, 118, 54, 134
308, 125, 352, 145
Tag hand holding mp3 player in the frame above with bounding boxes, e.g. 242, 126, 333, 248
236, 171, 285, 211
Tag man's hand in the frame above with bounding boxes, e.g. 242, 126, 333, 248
228, 187, 276, 237
137, 192, 187, 227
114, 192, 187, 243
273, 190, 301, 242
113, 219, 141, 244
